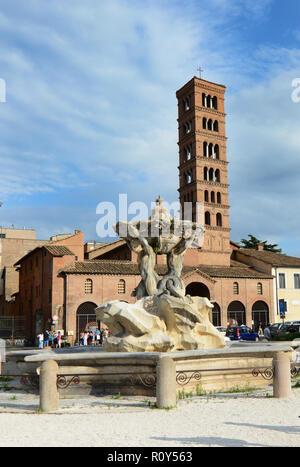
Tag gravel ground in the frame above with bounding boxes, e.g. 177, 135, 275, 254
0, 384, 299, 447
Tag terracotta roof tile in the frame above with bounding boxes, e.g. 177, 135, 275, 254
198, 265, 273, 279
61, 261, 167, 275
60, 260, 273, 279
239, 249, 300, 267
44, 245, 75, 256
14, 244, 75, 266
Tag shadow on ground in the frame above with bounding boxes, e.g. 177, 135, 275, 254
151, 436, 269, 447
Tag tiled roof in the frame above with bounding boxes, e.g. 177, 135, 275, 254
44, 245, 75, 256
198, 265, 273, 279
60, 260, 167, 275
238, 249, 300, 267
60, 260, 273, 279
14, 244, 75, 266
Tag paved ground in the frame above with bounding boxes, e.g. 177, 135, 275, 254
0, 380, 299, 447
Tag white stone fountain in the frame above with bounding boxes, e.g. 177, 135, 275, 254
96, 198, 226, 352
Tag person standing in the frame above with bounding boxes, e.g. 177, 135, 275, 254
95, 329, 100, 346
37, 333, 44, 349
83, 332, 88, 346
57, 331, 62, 348
53, 332, 58, 348
79, 332, 84, 346
49, 331, 53, 347
43, 330, 49, 348
264, 324, 271, 341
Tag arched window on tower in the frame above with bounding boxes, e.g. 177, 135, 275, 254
204, 167, 208, 181
184, 121, 192, 134
85, 278, 93, 294
184, 145, 192, 161
183, 97, 190, 111
213, 120, 219, 132
203, 142, 208, 157
216, 213, 222, 227
211, 191, 215, 203
207, 119, 213, 131
205, 211, 211, 225
212, 96, 218, 110
257, 283, 263, 295
217, 192, 221, 204
214, 144, 220, 160
206, 95, 212, 108
186, 171, 192, 184
208, 143, 213, 158
204, 190, 209, 202
118, 279, 126, 294
202, 118, 207, 130
215, 169, 220, 182
209, 168, 214, 181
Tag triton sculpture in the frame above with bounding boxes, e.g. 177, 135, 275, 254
96, 198, 226, 352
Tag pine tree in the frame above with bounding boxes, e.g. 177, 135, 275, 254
239, 234, 282, 253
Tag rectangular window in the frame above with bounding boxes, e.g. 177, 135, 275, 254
278, 273, 286, 289
294, 274, 300, 289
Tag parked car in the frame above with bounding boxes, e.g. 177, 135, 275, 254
226, 326, 259, 342
269, 321, 300, 338
269, 323, 284, 338
274, 323, 300, 340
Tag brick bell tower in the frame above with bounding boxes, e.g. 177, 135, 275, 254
176, 76, 231, 266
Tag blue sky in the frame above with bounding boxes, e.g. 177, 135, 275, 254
0, 0, 300, 255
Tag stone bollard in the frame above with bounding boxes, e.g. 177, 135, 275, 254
273, 351, 292, 398
156, 356, 177, 409
39, 360, 59, 412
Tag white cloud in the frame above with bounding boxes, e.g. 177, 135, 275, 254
228, 63, 300, 250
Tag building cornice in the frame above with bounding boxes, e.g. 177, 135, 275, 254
195, 105, 226, 117
196, 130, 227, 141
178, 180, 230, 191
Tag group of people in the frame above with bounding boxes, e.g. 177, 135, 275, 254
37, 330, 62, 349
36, 328, 111, 349
78, 328, 109, 346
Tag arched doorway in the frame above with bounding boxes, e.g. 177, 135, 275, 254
252, 301, 269, 331
212, 302, 221, 326
76, 302, 98, 342
227, 301, 246, 326
186, 282, 210, 299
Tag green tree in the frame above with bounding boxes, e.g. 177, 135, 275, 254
239, 234, 282, 253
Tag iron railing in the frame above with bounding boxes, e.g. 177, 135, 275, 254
2, 363, 300, 391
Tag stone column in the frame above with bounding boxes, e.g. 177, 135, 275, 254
273, 351, 292, 399
156, 356, 177, 409
39, 360, 59, 412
